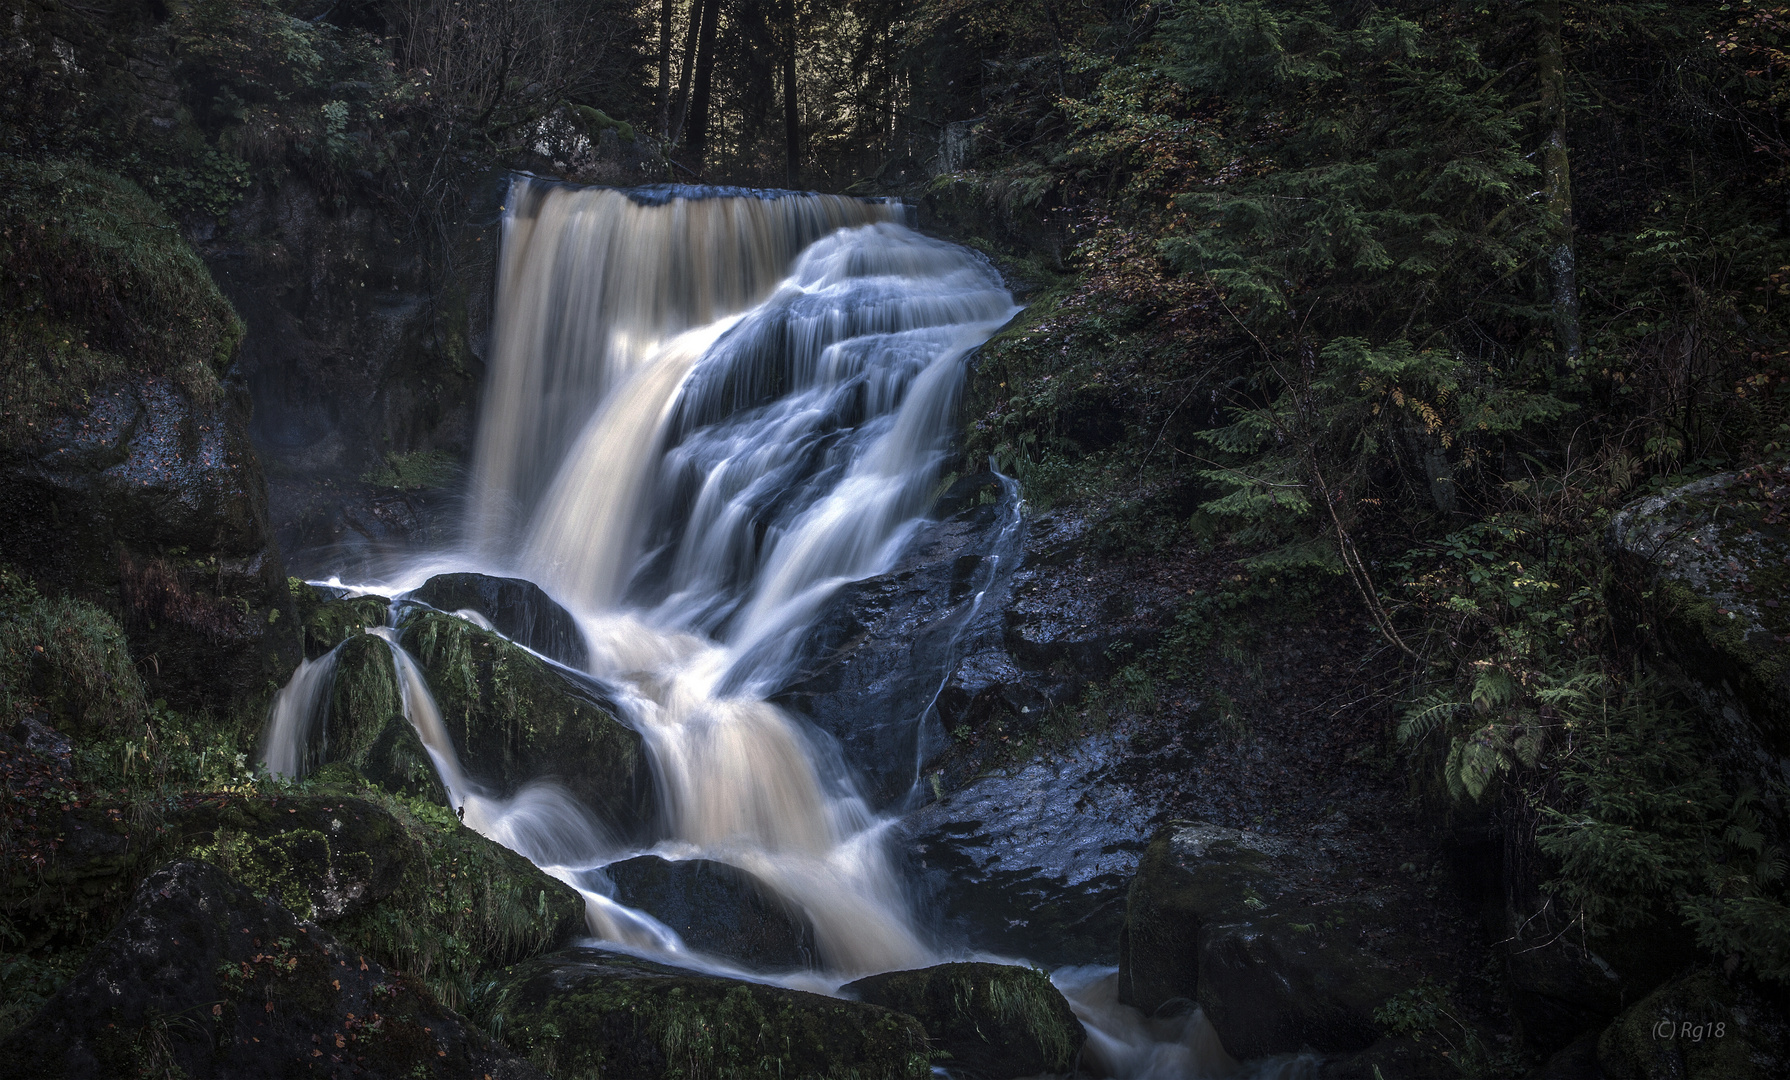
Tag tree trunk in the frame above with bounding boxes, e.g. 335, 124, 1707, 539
668, 0, 707, 150
657, 0, 673, 141
1538, 0, 1580, 367
687, 0, 722, 166
782, 0, 799, 186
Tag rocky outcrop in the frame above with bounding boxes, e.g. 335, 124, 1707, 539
323, 631, 448, 803
603, 855, 816, 969
1610, 465, 1790, 793
1597, 966, 1790, 1079
407, 573, 589, 668
0, 859, 546, 1080
397, 609, 655, 838
842, 961, 1084, 1079
1118, 822, 1420, 1060
472, 948, 933, 1080
297, 591, 393, 658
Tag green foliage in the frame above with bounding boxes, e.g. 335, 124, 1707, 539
361, 450, 458, 491
0, 568, 146, 738
0, 158, 243, 447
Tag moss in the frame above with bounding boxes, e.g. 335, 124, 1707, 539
0, 566, 145, 737
0, 158, 243, 449
472, 949, 933, 1080
843, 961, 1084, 1078
360, 450, 458, 491
302, 594, 391, 658
398, 609, 654, 837
323, 632, 446, 803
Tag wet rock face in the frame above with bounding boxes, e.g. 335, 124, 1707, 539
407, 573, 589, 669
397, 609, 655, 839
322, 631, 449, 804
473, 947, 933, 1080
1610, 465, 1790, 786
602, 856, 817, 970
1, 375, 299, 711
1597, 966, 1790, 1080
1118, 822, 1417, 1060
841, 961, 1085, 1079
0, 859, 546, 1080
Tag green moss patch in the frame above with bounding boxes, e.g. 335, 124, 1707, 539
0, 567, 144, 738
472, 948, 933, 1080
842, 961, 1083, 1078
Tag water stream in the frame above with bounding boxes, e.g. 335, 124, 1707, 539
263, 179, 1276, 1077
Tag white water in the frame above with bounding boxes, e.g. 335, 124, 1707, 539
263, 180, 1226, 1074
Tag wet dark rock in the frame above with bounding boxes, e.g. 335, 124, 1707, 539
397, 609, 655, 839
602, 855, 816, 969
408, 573, 588, 668
776, 473, 1022, 807
1118, 822, 1417, 1059
1597, 966, 1790, 1079
299, 592, 392, 658
0, 859, 546, 1080
472, 947, 933, 1080
842, 961, 1085, 1079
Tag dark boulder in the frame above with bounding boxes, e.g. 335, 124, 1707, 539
602, 855, 816, 970
322, 631, 447, 803
1118, 822, 1416, 1059
397, 609, 654, 840
407, 572, 588, 668
1598, 966, 1790, 1079
842, 961, 1084, 1079
298, 592, 392, 658
0, 858, 546, 1080
472, 947, 933, 1080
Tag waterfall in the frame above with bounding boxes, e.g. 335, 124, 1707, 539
264, 177, 1234, 1071
260, 649, 340, 779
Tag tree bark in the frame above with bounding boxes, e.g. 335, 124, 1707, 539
668, 0, 707, 150
782, 0, 800, 186
1538, 0, 1581, 368
657, 0, 673, 141
686, 0, 723, 166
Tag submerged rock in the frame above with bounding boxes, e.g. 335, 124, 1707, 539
842, 961, 1084, 1079
408, 573, 588, 668
473, 948, 933, 1080
398, 609, 655, 839
1119, 822, 1417, 1059
1597, 966, 1790, 1079
603, 855, 817, 969
0, 859, 545, 1080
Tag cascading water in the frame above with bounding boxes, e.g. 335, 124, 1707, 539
265, 178, 1257, 1076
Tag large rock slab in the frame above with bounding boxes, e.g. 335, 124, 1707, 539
473, 947, 933, 1079
1118, 822, 1417, 1059
842, 961, 1084, 1079
0, 859, 545, 1079
396, 609, 655, 839
407, 573, 589, 668
603, 855, 816, 970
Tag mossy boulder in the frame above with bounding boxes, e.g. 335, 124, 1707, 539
302, 592, 392, 658
0, 159, 299, 715
1118, 822, 1415, 1059
841, 961, 1084, 1078
407, 573, 588, 668
0, 858, 547, 1080
604, 855, 817, 970
1597, 966, 1790, 1079
397, 609, 655, 840
321, 631, 447, 803
168, 783, 586, 1013
472, 947, 933, 1080
0, 569, 145, 739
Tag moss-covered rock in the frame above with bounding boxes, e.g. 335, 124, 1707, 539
472, 947, 933, 1080
0, 569, 145, 739
398, 609, 654, 839
605, 855, 817, 970
303, 593, 392, 658
0, 858, 548, 1080
841, 961, 1083, 1078
320, 631, 448, 803
1597, 966, 1790, 1079
407, 573, 588, 668
0, 159, 300, 717
1118, 822, 1416, 1059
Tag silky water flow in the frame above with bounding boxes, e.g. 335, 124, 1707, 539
262, 179, 1290, 1078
